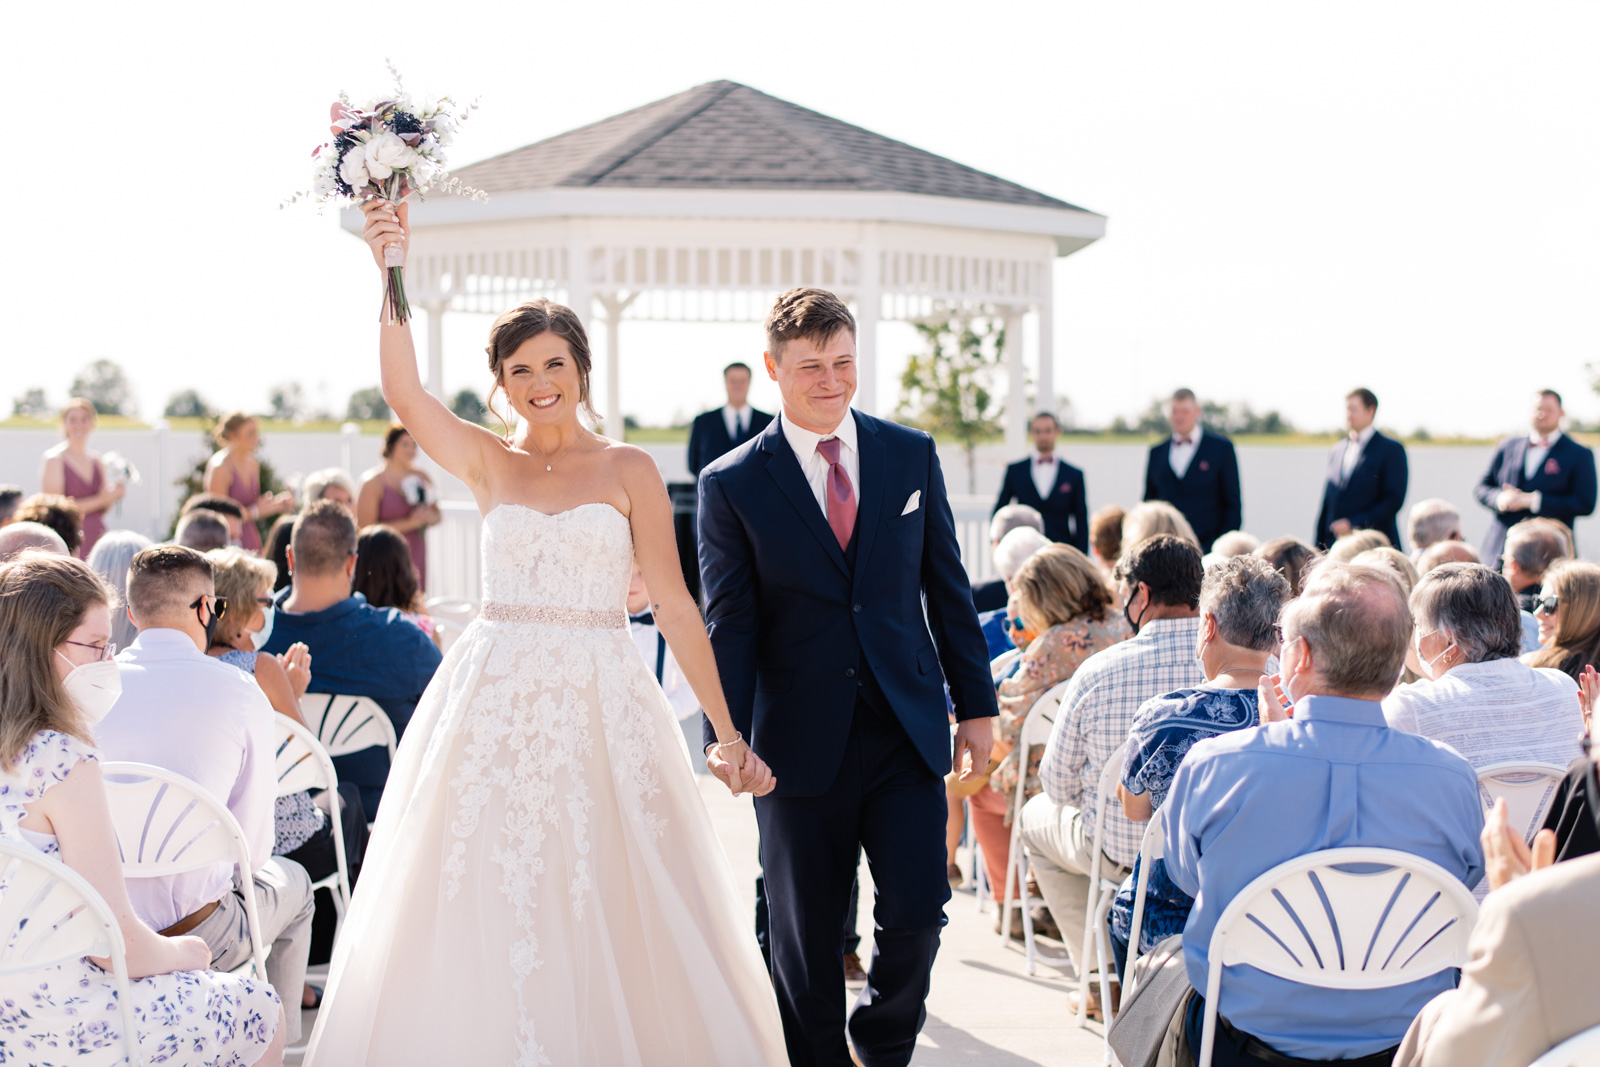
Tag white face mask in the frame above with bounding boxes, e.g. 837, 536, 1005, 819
250, 605, 275, 651
55, 652, 123, 724
1416, 635, 1455, 679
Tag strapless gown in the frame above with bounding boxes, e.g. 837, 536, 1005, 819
304, 503, 787, 1066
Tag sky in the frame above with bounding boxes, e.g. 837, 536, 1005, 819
3, 1, 1598, 437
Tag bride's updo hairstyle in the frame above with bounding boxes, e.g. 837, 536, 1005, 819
485, 300, 595, 434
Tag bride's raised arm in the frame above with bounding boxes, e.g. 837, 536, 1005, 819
360, 200, 502, 494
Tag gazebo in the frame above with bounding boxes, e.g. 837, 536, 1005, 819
346, 80, 1104, 449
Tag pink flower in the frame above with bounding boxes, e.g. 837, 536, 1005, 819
1546, 458, 1561, 476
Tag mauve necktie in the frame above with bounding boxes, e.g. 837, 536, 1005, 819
816, 437, 857, 550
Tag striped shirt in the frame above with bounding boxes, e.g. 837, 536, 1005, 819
1038, 616, 1205, 867
1382, 658, 1585, 771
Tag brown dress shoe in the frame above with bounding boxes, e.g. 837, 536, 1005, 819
842, 951, 868, 989
1066, 979, 1122, 1022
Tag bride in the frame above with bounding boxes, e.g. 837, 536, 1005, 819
304, 201, 789, 1066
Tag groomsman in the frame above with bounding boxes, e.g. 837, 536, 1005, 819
1142, 388, 1242, 552
1474, 389, 1598, 565
687, 362, 774, 476
1314, 388, 1409, 550
991, 413, 1088, 552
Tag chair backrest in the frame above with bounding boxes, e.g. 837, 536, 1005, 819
423, 596, 480, 625
1209, 847, 1478, 991
990, 647, 1022, 683
99, 763, 253, 878
299, 693, 398, 759
433, 617, 465, 654
0, 838, 125, 975
1476, 761, 1569, 843
274, 716, 340, 798
1019, 679, 1071, 748
1125, 815, 1168, 973
1528, 1021, 1600, 1067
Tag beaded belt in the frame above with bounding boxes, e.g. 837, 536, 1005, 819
481, 601, 626, 629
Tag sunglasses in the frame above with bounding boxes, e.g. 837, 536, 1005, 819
62, 639, 116, 661
1533, 595, 1561, 615
190, 594, 228, 621
1004, 615, 1027, 632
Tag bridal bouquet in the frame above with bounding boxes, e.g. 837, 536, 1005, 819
287, 66, 485, 324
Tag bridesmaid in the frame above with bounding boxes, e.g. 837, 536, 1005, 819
39, 398, 124, 558
204, 412, 293, 552
356, 424, 440, 591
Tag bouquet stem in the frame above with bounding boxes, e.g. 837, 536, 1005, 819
380, 195, 410, 325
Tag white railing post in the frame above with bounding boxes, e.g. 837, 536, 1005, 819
340, 422, 360, 476
151, 419, 169, 540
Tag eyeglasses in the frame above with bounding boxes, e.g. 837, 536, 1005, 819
190, 594, 228, 621
1533, 595, 1561, 615
62, 639, 116, 661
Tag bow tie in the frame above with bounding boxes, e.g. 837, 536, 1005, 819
1348, 431, 1361, 442
1174, 436, 1193, 447
629, 611, 654, 627
1035, 455, 1054, 465
1533, 437, 1552, 449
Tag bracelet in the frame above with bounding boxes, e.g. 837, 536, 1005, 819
712, 732, 745, 752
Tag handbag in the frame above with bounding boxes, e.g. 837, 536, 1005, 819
1107, 934, 1193, 1067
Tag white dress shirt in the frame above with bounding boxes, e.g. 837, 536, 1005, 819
722, 404, 752, 442
1030, 450, 1060, 499
1525, 430, 1562, 482
780, 411, 859, 517
1169, 429, 1201, 478
1341, 425, 1376, 483
98, 629, 276, 930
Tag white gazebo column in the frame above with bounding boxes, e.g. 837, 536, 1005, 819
854, 248, 881, 416
1036, 292, 1055, 418
1003, 305, 1027, 451
424, 300, 447, 400
595, 292, 638, 439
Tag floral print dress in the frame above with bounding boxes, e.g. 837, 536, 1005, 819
0, 730, 280, 1066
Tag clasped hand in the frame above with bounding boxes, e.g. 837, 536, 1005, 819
706, 741, 777, 798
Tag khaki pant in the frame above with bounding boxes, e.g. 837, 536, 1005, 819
1018, 792, 1131, 975
193, 856, 315, 1043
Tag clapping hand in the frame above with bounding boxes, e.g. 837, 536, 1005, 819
1578, 664, 1599, 733
277, 642, 313, 699
1481, 796, 1556, 892
1257, 673, 1292, 723
707, 740, 776, 798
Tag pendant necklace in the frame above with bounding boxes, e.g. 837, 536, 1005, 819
527, 432, 583, 473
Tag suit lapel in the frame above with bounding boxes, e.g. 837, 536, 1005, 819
1049, 459, 1071, 499
762, 417, 850, 578
851, 413, 885, 585
1509, 437, 1531, 488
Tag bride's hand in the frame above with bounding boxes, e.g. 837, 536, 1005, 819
359, 199, 408, 272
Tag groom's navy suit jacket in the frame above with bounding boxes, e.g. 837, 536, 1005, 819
697, 411, 997, 797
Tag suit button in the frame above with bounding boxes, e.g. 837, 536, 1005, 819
845, 668, 857, 678
852, 604, 862, 613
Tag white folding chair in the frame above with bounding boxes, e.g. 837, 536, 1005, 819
274, 717, 352, 930
1476, 761, 1568, 843
1124, 815, 1166, 989
299, 693, 398, 762
990, 647, 1023, 683
999, 679, 1071, 974
1529, 1021, 1600, 1067
1074, 757, 1125, 1045
1197, 848, 1479, 1067
433, 617, 465, 654
99, 762, 270, 982
423, 596, 480, 627
0, 839, 142, 1066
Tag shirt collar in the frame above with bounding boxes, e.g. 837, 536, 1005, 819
1291, 694, 1389, 727
275, 592, 367, 620
1172, 428, 1203, 446
780, 410, 858, 463
1530, 429, 1563, 448
1350, 425, 1376, 447
1034, 449, 1058, 463
120, 628, 207, 659
724, 403, 750, 416
1132, 615, 1202, 642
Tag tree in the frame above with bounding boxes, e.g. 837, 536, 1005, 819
450, 388, 487, 423
69, 360, 135, 416
347, 386, 390, 421
268, 382, 305, 421
12, 388, 49, 418
1121, 396, 1295, 436
164, 389, 215, 419
896, 311, 1006, 492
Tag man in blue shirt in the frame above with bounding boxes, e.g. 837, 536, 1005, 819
264, 500, 442, 815
1162, 561, 1485, 1064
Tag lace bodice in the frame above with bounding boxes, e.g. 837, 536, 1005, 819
480, 503, 634, 613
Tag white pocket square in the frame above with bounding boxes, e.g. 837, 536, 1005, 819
901, 491, 921, 516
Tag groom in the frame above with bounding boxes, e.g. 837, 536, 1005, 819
698, 288, 997, 1067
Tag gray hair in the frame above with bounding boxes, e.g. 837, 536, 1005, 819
1282, 562, 1412, 697
174, 511, 229, 553
1409, 562, 1523, 663
991, 504, 1045, 545
1199, 555, 1291, 652
1417, 540, 1479, 575
85, 530, 154, 652
1407, 499, 1462, 553
1325, 528, 1391, 563
1504, 519, 1571, 578
994, 527, 1051, 582
302, 467, 356, 505
1122, 501, 1199, 554
1210, 530, 1261, 559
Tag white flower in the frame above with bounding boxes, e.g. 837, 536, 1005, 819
364, 131, 419, 182
339, 148, 370, 191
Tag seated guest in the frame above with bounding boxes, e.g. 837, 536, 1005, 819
0, 483, 22, 524
1019, 534, 1205, 1017
974, 545, 1128, 933
1384, 562, 1585, 779
1253, 536, 1319, 596
206, 546, 367, 979
1202, 530, 1259, 571
1418, 539, 1479, 573
1354, 546, 1425, 682
179, 492, 247, 545
1088, 504, 1125, 574
98, 545, 315, 1045
14, 492, 82, 556
1502, 517, 1572, 652
301, 467, 356, 508
1121, 500, 1199, 554
1407, 498, 1464, 560
86, 529, 153, 653
973, 504, 1046, 612
1324, 527, 1390, 562
355, 524, 439, 644
1540, 665, 1600, 862
979, 526, 1053, 659
262, 501, 442, 815
1163, 561, 1485, 1063
1108, 556, 1291, 980
0, 520, 69, 561
1395, 790, 1600, 1067
0, 552, 286, 1066
1525, 558, 1600, 681
174, 509, 230, 551
264, 514, 294, 591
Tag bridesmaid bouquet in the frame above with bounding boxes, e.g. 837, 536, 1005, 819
287, 65, 485, 324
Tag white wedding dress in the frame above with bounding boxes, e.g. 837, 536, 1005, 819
304, 502, 787, 1066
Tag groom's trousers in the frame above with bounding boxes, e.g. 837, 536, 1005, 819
754, 694, 949, 1067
